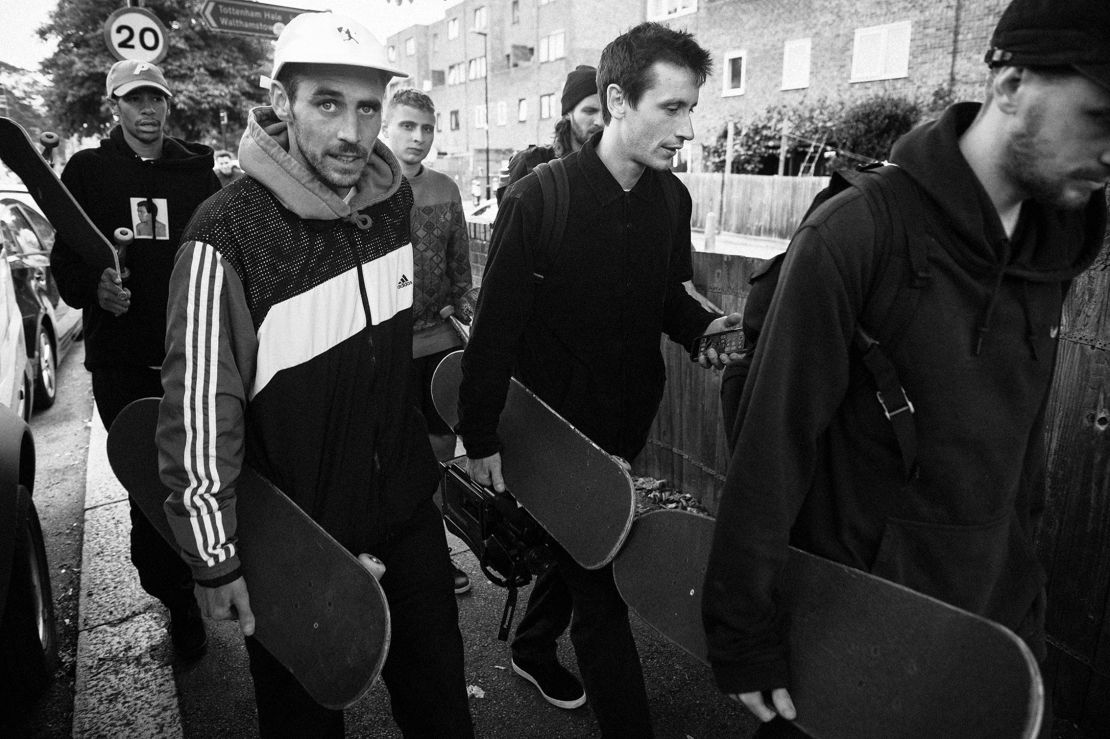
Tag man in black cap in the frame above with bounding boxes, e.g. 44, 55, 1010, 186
702, 0, 1110, 735
495, 64, 602, 202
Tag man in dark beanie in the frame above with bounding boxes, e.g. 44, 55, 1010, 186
495, 65, 603, 201
704, 0, 1110, 735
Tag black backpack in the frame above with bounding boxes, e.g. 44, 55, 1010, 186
720, 163, 931, 479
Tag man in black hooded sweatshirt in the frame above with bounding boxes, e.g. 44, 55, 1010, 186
50, 59, 220, 660
703, 0, 1110, 736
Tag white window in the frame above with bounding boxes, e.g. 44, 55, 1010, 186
475, 104, 487, 129
538, 31, 565, 63
405, 37, 415, 56
450, 110, 460, 130
539, 0, 555, 5
468, 56, 487, 80
387, 45, 397, 62
448, 63, 466, 85
473, 6, 487, 30
518, 98, 528, 122
540, 93, 553, 119
722, 50, 746, 97
647, 0, 696, 22
436, 112, 442, 132
448, 17, 459, 39
497, 101, 508, 126
851, 21, 911, 82
781, 38, 811, 90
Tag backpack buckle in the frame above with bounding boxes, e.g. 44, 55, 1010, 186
876, 388, 915, 420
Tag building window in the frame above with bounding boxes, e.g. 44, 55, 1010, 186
436, 112, 442, 132
432, 33, 439, 52
518, 98, 528, 121
539, 0, 555, 5
405, 37, 415, 56
448, 17, 459, 39
497, 100, 507, 126
851, 21, 911, 82
511, 0, 520, 23
448, 63, 466, 85
432, 69, 446, 87
722, 49, 746, 96
781, 38, 811, 90
468, 56, 487, 80
450, 110, 460, 130
387, 45, 397, 62
538, 31, 565, 63
473, 6, 487, 30
475, 104, 487, 129
647, 0, 696, 21
540, 93, 553, 119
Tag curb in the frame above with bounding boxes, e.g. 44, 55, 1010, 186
72, 409, 184, 737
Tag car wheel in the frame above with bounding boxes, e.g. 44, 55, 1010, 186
32, 326, 56, 410
0, 488, 58, 711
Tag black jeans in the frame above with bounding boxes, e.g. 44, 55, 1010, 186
93, 367, 195, 613
245, 499, 474, 738
516, 543, 652, 737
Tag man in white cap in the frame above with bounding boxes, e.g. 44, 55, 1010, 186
51, 59, 219, 662
156, 12, 474, 736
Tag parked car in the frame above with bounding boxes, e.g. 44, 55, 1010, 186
0, 402, 57, 711
466, 198, 498, 226
0, 240, 31, 421
0, 184, 83, 411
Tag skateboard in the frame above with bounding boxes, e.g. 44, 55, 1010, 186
612, 509, 1044, 739
431, 349, 635, 570
0, 116, 125, 273
440, 286, 481, 345
106, 398, 390, 709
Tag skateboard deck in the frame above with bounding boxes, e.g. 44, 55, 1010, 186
613, 509, 1044, 739
432, 349, 635, 570
106, 398, 390, 709
0, 116, 117, 272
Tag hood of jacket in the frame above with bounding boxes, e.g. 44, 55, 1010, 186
102, 125, 215, 172
237, 106, 403, 221
891, 102, 1105, 284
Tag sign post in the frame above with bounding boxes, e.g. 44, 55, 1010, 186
200, 0, 307, 39
103, 6, 169, 64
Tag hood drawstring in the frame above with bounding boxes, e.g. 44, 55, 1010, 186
975, 240, 1011, 356
347, 212, 373, 230
1021, 281, 1040, 361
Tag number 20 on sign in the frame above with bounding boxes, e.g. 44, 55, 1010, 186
103, 7, 169, 64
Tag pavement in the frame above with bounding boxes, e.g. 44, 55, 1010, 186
71, 411, 755, 737
689, 228, 788, 260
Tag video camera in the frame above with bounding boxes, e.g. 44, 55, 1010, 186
441, 460, 556, 639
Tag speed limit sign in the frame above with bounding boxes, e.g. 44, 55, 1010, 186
103, 7, 169, 64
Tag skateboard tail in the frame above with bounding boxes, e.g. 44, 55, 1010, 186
614, 510, 1046, 739
106, 398, 391, 710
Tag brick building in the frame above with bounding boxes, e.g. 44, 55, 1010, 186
386, 0, 1011, 176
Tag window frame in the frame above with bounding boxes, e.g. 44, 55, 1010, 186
721, 49, 747, 97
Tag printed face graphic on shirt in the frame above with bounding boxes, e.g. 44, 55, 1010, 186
131, 197, 169, 240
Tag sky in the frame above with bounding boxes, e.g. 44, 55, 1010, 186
0, 0, 452, 72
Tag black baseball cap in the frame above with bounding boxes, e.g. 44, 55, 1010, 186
986, 0, 1110, 91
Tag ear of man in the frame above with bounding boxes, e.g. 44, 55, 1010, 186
270, 81, 293, 122
605, 83, 626, 121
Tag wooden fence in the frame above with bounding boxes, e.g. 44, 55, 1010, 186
676, 173, 828, 238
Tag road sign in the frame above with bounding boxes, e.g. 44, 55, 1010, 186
103, 7, 169, 65
200, 0, 307, 39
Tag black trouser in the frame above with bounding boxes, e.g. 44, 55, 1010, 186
516, 543, 652, 737
93, 367, 195, 613
245, 499, 474, 738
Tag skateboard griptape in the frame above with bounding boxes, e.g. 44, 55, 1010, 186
106, 398, 390, 709
432, 350, 635, 570
613, 509, 1043, 739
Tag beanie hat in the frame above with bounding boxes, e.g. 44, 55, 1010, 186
987, 0, 1110, 91
561, 65, 598, 116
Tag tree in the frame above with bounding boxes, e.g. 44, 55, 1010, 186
830, 95, 920, 164
38, 0, 271, 143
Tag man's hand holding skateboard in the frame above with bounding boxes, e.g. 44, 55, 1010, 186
196, 554, 387, 637
97, 268, 131, 316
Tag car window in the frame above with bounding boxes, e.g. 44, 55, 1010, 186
14, 203, 54, 251
0, 203, 42, 256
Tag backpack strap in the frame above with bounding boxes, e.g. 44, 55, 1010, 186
531, 157, 570, 285
847, 163, 931, 479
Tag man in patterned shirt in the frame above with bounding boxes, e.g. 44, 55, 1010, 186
381, 87, 474, 594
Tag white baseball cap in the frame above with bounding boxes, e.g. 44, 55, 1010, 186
270, 12, 408, 85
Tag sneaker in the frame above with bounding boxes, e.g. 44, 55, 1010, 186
169, 602, 208, 661
511, 656, 586, 709
452, 562, 471, 594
